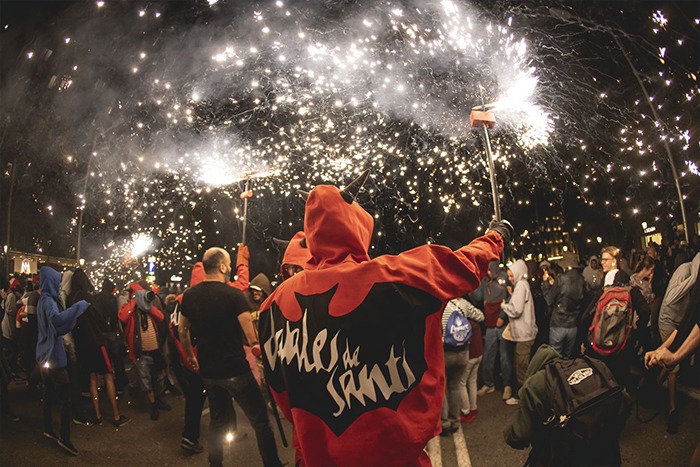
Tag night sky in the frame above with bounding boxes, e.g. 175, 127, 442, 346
0, 0, 698, 286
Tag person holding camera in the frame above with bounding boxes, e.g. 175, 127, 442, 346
118, 285, 166, 420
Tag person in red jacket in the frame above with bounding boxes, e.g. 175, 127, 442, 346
258, 170, 511, 466
118, 286, 165, 420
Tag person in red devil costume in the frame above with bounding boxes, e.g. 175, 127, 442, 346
278, 232, 312, 281
258, 170, 513, 466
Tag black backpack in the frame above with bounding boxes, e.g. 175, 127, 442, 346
528, 356, 629, 466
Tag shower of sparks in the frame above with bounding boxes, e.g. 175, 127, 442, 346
2, 1, 697, 282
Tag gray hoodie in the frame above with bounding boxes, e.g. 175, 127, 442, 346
583, 256, 604, 291
658, 253, 700, 337
501, 260, 538, 342
480, 260, 508, 303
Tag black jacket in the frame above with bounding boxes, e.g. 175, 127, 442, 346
542, 269, 585, 329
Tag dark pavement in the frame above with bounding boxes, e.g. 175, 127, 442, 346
1, 375, 697, 466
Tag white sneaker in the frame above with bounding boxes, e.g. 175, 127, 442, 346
477, 386, 494, 396
505, 397, 520, 406
502, 386, 512, 400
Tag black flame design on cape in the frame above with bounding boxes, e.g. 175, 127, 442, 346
258, 183, 502, 467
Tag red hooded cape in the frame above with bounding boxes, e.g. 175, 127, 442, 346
258, 184, 502, 467
280, 231, 312, 280
118, 282, 164, 363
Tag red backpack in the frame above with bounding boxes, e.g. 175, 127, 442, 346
588, 287, 634, 356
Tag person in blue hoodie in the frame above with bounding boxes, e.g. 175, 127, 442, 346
36, 266, 89, 456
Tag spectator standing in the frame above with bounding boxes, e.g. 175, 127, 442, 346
169, 262, 207, 454
68, 269, 128, 427
459, 299, 484, 423
501, 259, 538, 405
118, 286, 167, 420
541, 264, 585, 358
630, 256, 656, 305
179, 248, 282, 467
657, 253, 700, 433
477, 261, 512, 399
440, 298, 480, 434
36, 267, 89, 456
93, 279, 128, 394
504, 345, 630, 466
20, 280, 40, 395
583, 256, 604, 293
2, 280, 22, 376
580, 246, 651, 389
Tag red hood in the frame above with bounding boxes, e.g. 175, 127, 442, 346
176, 262, 205, 303
304, 185, 373, 270
190, 262, 206, 287
281, 231, 313, 280
127, 281, 143, 300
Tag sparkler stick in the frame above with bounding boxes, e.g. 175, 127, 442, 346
470, 89, 501, 222
240, 178, 253, 245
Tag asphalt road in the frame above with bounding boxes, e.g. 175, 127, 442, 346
0, 376, 697, 466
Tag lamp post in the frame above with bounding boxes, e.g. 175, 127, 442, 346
470, 105, 500, 221
549, 7, 689, 242
75, 150, 94, 263
4, 161, 17, 274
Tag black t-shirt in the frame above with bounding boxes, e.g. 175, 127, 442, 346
181, 281, 251, 379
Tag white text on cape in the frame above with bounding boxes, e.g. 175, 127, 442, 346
264, 310, 417, 417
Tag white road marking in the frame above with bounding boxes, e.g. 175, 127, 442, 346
427, 435, 442, 467
454, 425, 472, 467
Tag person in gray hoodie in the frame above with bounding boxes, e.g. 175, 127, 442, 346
582, 256, 604, 292
36, 266, 89, 456
657, 252, 700, 433
501, 259, 538, 403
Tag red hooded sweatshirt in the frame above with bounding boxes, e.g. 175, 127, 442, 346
118, 282, 164, 363
280, 231, 313, 281
258, 184, 502, 467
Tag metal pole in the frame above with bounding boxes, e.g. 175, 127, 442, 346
610, 34, 689, 242
76, 151, 93, 262
482, 125, 501, 222
241, 178, 250, 245
5, 162, 16, 274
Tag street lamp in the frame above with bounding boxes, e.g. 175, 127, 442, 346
76, 148, 96, 263
470, 105, 500, 221
549, 7, 690, 242
4, 162, 17, 274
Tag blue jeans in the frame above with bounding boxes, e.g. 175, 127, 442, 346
549, 327, 577, 359
482, 327, 512, 388
441, 349, 469, 430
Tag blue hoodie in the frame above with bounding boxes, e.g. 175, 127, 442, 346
36, 267, 89, 369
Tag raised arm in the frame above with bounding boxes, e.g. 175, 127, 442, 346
238, 311, 259, 350
52, 300, 89, 335
229, 244, 250, 292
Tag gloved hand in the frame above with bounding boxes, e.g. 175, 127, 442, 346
488, 219, 514, 244
236, 244, 250, 267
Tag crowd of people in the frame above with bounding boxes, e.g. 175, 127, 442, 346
1, 180, 699, 467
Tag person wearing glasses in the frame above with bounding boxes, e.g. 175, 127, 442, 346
578, 246, 651, 389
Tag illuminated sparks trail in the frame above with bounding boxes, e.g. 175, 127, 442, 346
0, 1, 697, 285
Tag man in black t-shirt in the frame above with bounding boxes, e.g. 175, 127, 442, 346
180, 247, 282, 467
